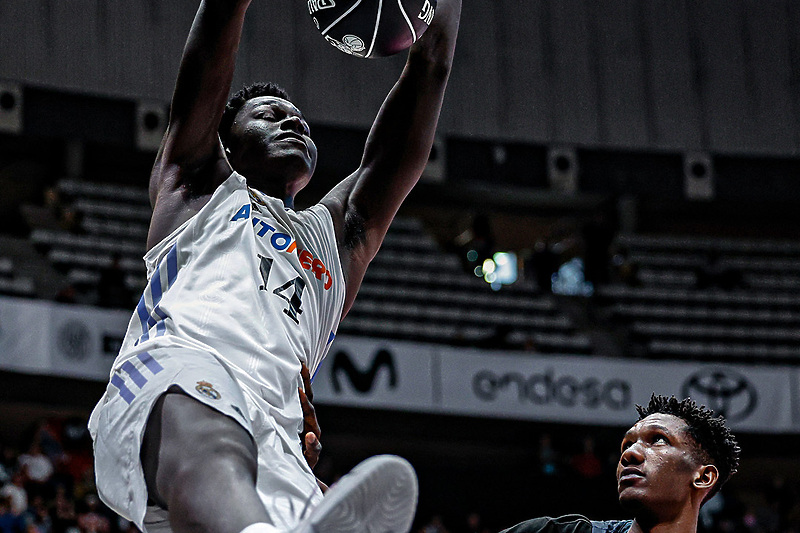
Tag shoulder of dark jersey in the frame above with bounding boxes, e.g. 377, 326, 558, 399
590, 519, 634, 533
500, 514, 593, 533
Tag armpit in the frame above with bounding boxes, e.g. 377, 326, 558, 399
343, 208, 367, 251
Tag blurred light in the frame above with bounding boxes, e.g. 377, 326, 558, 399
551, 258, 594, 296
485, 272, 497, 283
482, 258, 496, 275
489, 252, 518, 285
490, 281, 502, 291
466, 249, 478, 262
473, 266, 483, 277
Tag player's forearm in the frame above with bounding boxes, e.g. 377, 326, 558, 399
366, 0, 461, 160
165, 0, 252, 163
358, 0, 461, 188
350, 0, 460, 232
407, 0, 461, 75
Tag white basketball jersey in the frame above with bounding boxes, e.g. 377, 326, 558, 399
117, 170, 345, 419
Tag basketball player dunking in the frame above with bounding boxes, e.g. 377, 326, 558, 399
87, 0, 461, 532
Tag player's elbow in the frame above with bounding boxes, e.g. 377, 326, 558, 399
408, 48, 453, 83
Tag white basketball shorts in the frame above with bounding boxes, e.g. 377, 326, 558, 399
89, 346, 322, 533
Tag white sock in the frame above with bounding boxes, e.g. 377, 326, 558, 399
239, 522, 280, 533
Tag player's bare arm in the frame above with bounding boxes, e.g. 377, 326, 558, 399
321, 0, 462, 316
147, 0, 251, 250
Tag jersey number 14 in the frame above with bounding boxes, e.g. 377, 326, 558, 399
258, 255, 306, 324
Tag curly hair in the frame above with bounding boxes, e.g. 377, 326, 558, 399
637, 394, 740, 502
219, 82, 291, 149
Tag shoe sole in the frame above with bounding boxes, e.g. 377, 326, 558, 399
299, 455, 418, 533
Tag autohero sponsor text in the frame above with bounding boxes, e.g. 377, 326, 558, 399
472, 368, 631, 410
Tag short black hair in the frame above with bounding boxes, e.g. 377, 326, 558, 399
219, 82, 291, 148
636, 394, 740, 502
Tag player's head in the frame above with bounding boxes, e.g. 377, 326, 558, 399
219, 83, 317, 198
616, 395, 740, 522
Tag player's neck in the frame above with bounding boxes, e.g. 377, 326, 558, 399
629, 510, 698, 533
244, 175, 296, 208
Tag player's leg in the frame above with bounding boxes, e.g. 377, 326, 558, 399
141, 388, 272, 533
140, 390, 419, 533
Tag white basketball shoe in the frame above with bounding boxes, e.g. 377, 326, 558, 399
294, 455, 418, 533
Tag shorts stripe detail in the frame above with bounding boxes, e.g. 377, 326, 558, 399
327, 331, 336, 345
121, 361, 148, 388
137, 351, 164, 374
110, 374, 136, 404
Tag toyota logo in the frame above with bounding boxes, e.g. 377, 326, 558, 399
681, 368, 757, 422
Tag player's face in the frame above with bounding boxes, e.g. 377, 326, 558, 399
229, 96, 318, 191
616, 414, 704, 516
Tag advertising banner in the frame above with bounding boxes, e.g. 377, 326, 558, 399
314, 337, 799, 432
47, 302, 129, 380
436, 349, 795, 432
0, 296, 128, 380
2, 295, 798, 433
0, 296, 50, 372
311, 336, 438, 412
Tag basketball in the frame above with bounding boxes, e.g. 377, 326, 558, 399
308, 0, 437, 58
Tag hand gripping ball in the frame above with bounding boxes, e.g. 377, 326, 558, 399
308, 0, 437, 58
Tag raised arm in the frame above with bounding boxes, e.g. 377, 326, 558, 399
321, 0, 462, 314
147, 0, 251, 249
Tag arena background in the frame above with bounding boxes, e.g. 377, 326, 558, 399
1, 1, 800, 532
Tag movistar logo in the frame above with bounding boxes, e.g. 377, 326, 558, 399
331, 349, 397, 393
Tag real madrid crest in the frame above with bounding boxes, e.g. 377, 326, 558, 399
195, 380, 221, 400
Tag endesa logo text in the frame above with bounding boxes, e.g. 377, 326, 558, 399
231, 203, 333, 290
473, 369, 630, 410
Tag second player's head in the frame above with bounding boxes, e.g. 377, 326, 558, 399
219, 83, 318, 201
616, 394, 740, 526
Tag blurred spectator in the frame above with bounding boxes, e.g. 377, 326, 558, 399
32, 422, 63, 462
76, 495, 109, 533
0, 472, 28, 518
765, 476, 794, 531
57, 422, 92, 494
71, 468, 96, 506
0, 445, 17, 486
51, 486, 78, 533
419, 515, 449, 533
26, 495, 52, 533
537, 434, 559, 476
96, 253, 132, 309
18, 441, 53, 498
570, 436, 602, 480
0, 496, 25, 533
456, 512, 483, 533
